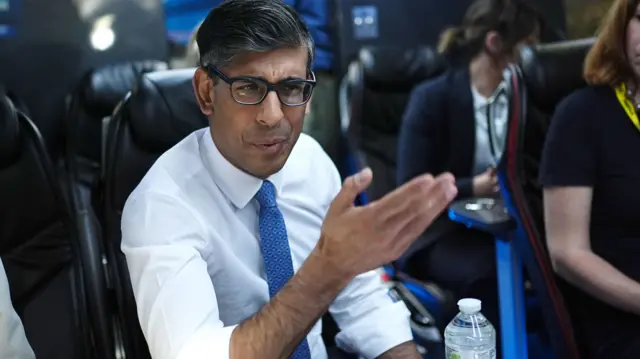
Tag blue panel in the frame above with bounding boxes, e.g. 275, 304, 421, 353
351, 5, 379, 40
496, 236, 528, 359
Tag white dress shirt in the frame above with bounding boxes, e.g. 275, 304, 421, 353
121, 128, 413, 359
471, 81, 509, 176
0, 259, 36, 359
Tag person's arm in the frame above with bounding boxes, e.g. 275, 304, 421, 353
0, 259, 35, 359
321, 159, 419, 359
397, 80, 473, 200
122, 192, 350, 359
293, 0, 333, 70
377, 342, 422, 359
540, 89, 640, 315
544, 187, 640, 314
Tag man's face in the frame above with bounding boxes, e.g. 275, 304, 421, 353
193, 46, 309, 179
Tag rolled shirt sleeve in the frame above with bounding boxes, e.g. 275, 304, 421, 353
330, 270, 413, 359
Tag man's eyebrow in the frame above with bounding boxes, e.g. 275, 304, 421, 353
241, 75, 308, 82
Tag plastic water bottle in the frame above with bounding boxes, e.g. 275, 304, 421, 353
444, 298, 496, 359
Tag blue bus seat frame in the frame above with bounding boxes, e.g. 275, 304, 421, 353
448, 195, 528, 359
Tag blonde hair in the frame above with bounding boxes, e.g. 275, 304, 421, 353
583, 0, 639, 86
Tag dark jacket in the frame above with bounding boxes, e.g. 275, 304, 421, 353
396, 68, 479, 264
397, 68, 477, 199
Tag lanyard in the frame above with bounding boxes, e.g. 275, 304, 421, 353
485, 85, 508, 164
614, 83, 640, 132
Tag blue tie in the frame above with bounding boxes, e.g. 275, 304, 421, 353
255, 181, 312, 359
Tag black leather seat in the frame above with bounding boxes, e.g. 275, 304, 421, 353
500, 38, 594, 359
343, 46, 447, 202
102, 68, 208, 359
62, 61, 167, 359
65, 61, 167, 207
0, 90, 105, 359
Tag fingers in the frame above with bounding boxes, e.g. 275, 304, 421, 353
331, 167, 373, 212
375, 173, 457, 233
390, 177, 459, 255
371, 173, 435, 219
490, 173, 499, 194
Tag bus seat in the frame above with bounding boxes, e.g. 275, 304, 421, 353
502, 39, 593, 359
102, 68, 206, 359
0, 92, 102, 359
341, 46, 447, 202
65, 61, 167, 206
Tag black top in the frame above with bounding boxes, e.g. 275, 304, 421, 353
539, 84, 640, 357
397, 68, 478, 200
540, 85, 640, 280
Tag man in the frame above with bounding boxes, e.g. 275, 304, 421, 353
121, 1, 457, 359
0, 259, 36, 359
174, 0, 338, 158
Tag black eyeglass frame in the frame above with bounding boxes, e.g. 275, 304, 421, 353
204, 64, 317, 107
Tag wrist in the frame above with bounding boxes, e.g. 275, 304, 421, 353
471, 177, 480, 196
305, 247, 354, 292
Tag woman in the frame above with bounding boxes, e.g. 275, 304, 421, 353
397, 0, 540, 333
541, 0, 640, 357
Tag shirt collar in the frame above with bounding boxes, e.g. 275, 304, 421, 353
472, 80, 509, 111
472, 69, 511, 111
199, 128, 284, 210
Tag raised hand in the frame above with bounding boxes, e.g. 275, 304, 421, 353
316, 168, 458, 278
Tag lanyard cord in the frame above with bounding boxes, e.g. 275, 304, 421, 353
485, 86, 507, 164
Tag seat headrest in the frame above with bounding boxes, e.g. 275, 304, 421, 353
126, 68, 208, 152
519, 38, 594, 112
359, 46, 447, 90
80, 60, 168, 117
0, 93, 21, 168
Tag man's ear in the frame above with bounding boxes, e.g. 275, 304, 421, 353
483, 30, 504, 56
193, 68, 214, 116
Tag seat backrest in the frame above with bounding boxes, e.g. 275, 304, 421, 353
515, 38, 593, 233
500, 39, 593, 359
65, 61, 168, 193
346, 46, 447, 201
103, 68, 207, 359
0, 91, 90, 359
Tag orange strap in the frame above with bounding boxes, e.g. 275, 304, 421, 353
614, 83, 640, 132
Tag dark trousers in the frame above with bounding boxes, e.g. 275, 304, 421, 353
404, 224, 501, 355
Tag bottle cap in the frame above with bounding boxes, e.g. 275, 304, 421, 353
458, 298, 482, 314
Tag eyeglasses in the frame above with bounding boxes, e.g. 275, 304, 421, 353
205, 65, 316, 107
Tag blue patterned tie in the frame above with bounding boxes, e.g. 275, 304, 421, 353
255, 181, 312, 359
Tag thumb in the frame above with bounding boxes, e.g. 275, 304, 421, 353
332, 167, 373, 211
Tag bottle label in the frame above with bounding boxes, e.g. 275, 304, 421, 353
446, 348, 496, 359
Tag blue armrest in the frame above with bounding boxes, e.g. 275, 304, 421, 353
449, 197, 528, 359
448, 198, 515, 235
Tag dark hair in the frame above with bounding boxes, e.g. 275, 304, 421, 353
584, 0, 638, 86
438, 0, 540, 63
196, 0, 314, 69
